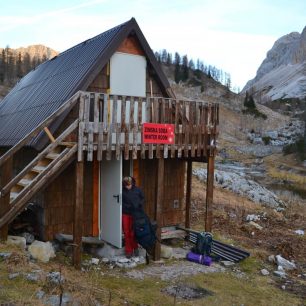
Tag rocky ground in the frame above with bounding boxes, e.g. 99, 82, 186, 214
1, 169, 305, 305
1, 62, 305, 305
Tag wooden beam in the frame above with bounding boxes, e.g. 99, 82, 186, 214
92, 156, 99, 236
153, 157, 164, 261
73, 160, 84, 269
185, 160, 192, 229
0, 156, 13, 240
44, 127, 56, 143
205, 155, 215, 232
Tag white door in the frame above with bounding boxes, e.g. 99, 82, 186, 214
100, 155, 122, 248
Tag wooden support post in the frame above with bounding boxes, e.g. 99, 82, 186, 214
0, 157, 13, 241
73, 160, 84, 269
205, 155, 215, 232
185, 160, 192, 229
44, 127, 56, 143
154, 157, 164, 261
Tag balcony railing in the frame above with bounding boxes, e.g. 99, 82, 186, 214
77, 92, 219, 161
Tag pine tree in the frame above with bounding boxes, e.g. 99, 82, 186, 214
23, 52, 31, 75
154, 51, 161, 62
181, 55, 189, 81
166, 52, 172, 65
188, 59, 195, 70
16, 52, 23, 79
174, 52, 181, 83
0, 49, 6, 83
161, 49, 167, 63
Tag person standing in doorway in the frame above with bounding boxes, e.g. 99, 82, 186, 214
122, 176, 144, 258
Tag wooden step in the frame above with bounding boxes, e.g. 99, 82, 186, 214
32, 165, 47, 173
10, 191, 19, 202
60, 142, 76, 147
17, 178, 33, 187
45, 152, 61, 160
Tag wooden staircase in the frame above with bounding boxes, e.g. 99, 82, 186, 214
0, 91, 82, 230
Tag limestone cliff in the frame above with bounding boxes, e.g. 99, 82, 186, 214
243, 26, 306, 102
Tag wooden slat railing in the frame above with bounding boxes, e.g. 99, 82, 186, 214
77, 92, 219, 161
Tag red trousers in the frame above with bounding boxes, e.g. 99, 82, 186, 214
122, 214, 138, 255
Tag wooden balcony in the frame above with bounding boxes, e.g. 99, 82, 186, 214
77, 92, 219, 161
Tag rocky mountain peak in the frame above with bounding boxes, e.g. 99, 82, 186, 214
243, 26, 306, 102
293, 26, 306, 64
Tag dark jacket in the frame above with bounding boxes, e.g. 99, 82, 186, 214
122, 184, 144, 215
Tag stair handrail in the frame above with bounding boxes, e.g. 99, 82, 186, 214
0, 90, 82, 168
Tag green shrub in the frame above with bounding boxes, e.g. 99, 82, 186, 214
243, 92, 267, 119
283, 137, 306, 160
262, 136, 271, 145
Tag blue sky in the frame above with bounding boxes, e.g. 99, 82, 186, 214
1, 0, 305, 89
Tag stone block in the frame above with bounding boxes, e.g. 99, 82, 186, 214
28, 240, 56, 263
7, 235, 26, 250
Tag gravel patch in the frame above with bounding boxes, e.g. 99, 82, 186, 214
162, 283, 214, 300
126, 261, 224, 281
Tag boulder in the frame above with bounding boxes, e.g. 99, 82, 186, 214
7, 235, 26, 250
264, 131, 278, 139
294, 229, 304, 235
273, 270, 287, 278
249, 221, 263, 230
26, 273, 40, 282
261, 269, 270, 276
91, 258, 99, 265
276, 255, 296, 270
246, 214, 260, 222
268, 255, 276, 263
161, 245, 173, 259
0, 252, 12, 259
20, 232, 35, 244
46, 271, 65, 285
28, 240, 55, 263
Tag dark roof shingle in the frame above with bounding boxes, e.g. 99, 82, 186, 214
1, 18, 171, 148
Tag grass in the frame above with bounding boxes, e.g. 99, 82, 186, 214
189, 272, 302, 306
267, 167, 306, 185
0, 239, 305, 305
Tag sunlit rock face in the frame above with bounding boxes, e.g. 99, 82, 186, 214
243, 26, 306, 102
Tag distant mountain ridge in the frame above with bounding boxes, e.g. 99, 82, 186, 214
0, 44, 58, 60
243, 26, 306, 102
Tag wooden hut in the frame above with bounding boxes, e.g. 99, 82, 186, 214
0, 18, 219, 266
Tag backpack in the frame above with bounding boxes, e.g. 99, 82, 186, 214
132, 209, 157, 252
192, 232, 213, 256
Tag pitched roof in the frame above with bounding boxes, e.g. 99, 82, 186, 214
0, 18, 172, 149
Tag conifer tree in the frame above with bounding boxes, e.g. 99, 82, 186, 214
16, 52, 23, 79
188, 59, 195, 70
174, 52, 181, 83
0, 49, 6, 83
181, 55, 189, 81
166, 52, 172, 65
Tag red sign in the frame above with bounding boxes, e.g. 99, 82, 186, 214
142, 123, 175, 144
